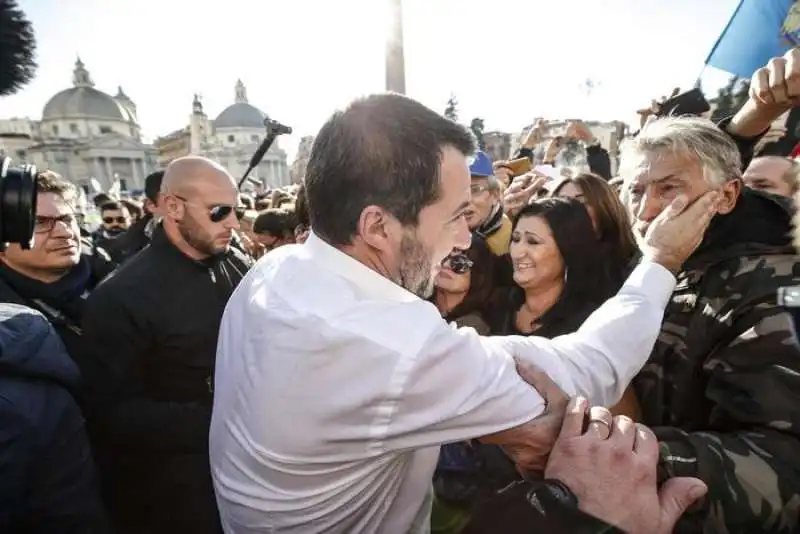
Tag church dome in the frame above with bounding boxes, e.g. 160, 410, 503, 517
213, 80, 267, 129
42, 59, 133, 122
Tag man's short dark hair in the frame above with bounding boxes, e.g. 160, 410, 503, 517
36, 170, 75, 201
100, 201, 125, 213
305, 93, 475, 245
254, 208, 298, 237
145, 170, 164, 203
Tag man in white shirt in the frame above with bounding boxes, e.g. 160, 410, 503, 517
211, 93, 717, 533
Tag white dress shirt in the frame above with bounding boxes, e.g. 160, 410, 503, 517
210, 232, 675, 534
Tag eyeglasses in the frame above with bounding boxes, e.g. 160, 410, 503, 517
470, 183, 492, 195
442, 253, 473, 275
34, 214, 77, 234
103, 216, 127, 224
174, 195, 245, 223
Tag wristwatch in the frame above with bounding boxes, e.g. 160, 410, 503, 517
526, 478, 579, 514
526, 479, 626, 533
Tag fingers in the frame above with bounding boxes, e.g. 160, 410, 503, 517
768, 57, 789, 104
632, 423, 658, 457
586, 406, 613, 440
559, 396, 588, 439
608, 415, 636, 449
659, 194, 689, 220
660, 190, 718, 224
752, 67, 771, 106
658, 477, 708, 533
785, 49, 800, 101
514, 360, 567, 408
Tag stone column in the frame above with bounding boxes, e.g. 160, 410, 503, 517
141, 158, 148, 179
131, 158, 140, 189
105, 158, 113, 189
93, 158, 102, 183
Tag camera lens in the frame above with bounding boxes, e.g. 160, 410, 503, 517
1, 157, 38, 248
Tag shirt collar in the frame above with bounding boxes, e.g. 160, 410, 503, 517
305, 232, 420, 304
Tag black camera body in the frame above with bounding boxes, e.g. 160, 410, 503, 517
0, 157, 38, 249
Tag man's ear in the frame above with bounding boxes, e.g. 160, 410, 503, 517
717, 179, 742, 215
356, 205, 400, 253
163, 194, 184, 220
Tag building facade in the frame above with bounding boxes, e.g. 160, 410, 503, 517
483, 131, 513, 162
0, 59, 157, 192
154, 80, 289, 188
289, 135, 315, 184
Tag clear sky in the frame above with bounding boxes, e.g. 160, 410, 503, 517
0, 0, 740, 160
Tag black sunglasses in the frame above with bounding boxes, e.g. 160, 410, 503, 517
103, 216, 127, 224
443, 253, 473, 275
175, 195, 245, 223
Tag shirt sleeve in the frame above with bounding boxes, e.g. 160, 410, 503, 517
381, 260, 675, 451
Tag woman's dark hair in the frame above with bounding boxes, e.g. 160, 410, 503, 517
552, 172, 638, 283
511, 197, 618, 337
442, 234, 496, 320
294, 184, 310, 228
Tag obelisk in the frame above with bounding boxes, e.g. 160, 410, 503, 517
385, 0, 406, 94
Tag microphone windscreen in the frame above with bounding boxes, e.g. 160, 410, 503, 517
0, 0, 37, 97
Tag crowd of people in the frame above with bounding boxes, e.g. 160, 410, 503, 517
2, 46, 800, 534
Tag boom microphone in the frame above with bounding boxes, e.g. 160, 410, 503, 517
0, 0, 37, 97
238, 118, 293, 190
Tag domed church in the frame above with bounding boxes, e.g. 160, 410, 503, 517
0, 58, 156, 191
154, 80, 289, 189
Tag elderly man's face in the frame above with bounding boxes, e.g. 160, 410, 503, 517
624, 152, 739, 239
744, 157, 795, 198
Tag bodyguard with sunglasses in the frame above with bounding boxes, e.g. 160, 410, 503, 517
81, 156, 252, 534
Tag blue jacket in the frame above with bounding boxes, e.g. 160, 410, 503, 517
0, 304, 108, 533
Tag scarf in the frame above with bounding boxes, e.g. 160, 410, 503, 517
475, 203, 505, 240
0, 255, 92, 326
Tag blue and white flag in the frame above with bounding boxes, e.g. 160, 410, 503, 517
706, 0, 799, 78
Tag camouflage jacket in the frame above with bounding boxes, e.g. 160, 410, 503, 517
635, 191, 800, 534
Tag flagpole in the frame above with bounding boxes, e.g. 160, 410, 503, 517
699, 0, 746, 87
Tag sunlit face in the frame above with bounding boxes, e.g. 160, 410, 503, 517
434, 250, 472, 294
463, 176, 500, 230
165, 173, 242, 257
395, 146, 472, 298
509, 215, 564, 289
556, 181, 597, 230
1, 192, 81, 279
744, 157, 794, 198
624, 152, 735, 239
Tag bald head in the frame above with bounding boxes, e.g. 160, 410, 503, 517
162, 156, 236, 196
159, 156, 241, 259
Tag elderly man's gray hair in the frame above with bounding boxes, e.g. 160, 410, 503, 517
620, 116, 742, 187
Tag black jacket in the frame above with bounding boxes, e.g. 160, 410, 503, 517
104, 213, 154, 265
81, 226, 251, 534
0, 304, 108, 534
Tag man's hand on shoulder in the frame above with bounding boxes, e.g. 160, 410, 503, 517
478, 361, 568, 472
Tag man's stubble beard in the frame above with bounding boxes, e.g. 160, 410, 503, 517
397, 232, 435, 299
178, 214, 225, 257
